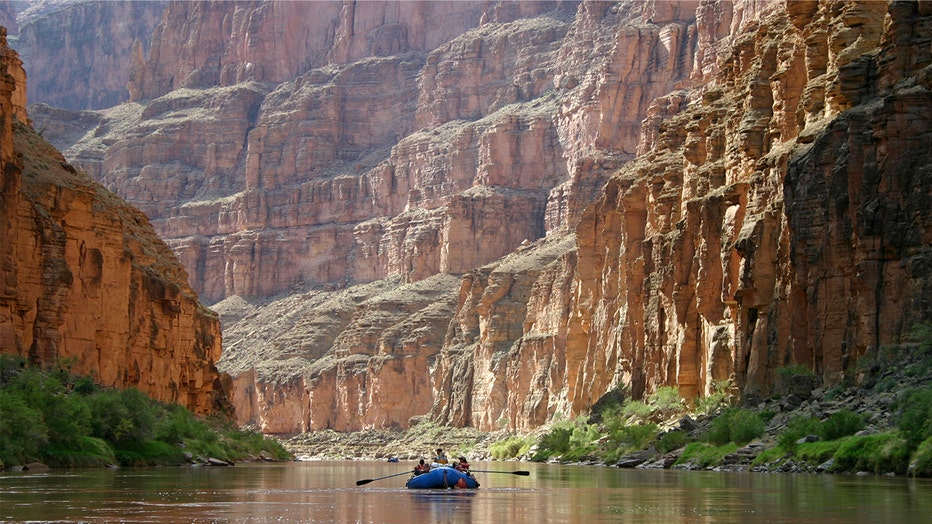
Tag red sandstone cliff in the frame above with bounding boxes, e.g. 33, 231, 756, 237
12, 0, 166, 110
433, 0, 932, 431
24, 0, 932, 434
0, 29, 225, 414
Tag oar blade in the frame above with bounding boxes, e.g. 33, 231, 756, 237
470, 469, 531, 476
355, 470, 411, 486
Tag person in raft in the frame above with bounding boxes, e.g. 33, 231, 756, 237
434, 448, 448, 464
413, 458, 430, 475
453, 456, 470, 474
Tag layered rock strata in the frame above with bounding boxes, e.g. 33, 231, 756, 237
433, 0, 932, 431
23, 0, 932, 434
0, 29, 225, 414
12, 0, 166, 110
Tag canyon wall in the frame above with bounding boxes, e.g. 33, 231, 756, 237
23, 0, 932, 434
12, 0, 166, 110
434, 0, 932, 431
0, 29, 226, 414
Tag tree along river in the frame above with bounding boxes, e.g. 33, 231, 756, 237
2, 461, 931, 523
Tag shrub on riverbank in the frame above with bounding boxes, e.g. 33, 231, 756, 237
518, 324, 932, 476
489, 435, 535, 460
674, 442, 738, 468
0, 356, 291, 469
705, 408, 765, 446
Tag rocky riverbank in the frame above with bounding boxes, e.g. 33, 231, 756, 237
282, 421, 509, 462
279, 343, 932, 477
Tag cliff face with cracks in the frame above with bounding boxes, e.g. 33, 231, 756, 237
12, 0, 166, 110
0, 29, 226, 415
25, 0, 932, 434
433, 0, 932, 432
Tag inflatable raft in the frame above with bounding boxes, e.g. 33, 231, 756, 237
405, 465, 480, 489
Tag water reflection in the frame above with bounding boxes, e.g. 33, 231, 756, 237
2, 462, 931, 523
408, 490, 478, 523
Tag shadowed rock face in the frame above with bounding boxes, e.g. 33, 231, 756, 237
21, 0, 932, 433
12, 0, 166, 110
0, 29, 226, 415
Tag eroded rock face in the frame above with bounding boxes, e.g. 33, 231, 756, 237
215, 275, 459, 433
37, 3, 582, 306
433, 0, 932, 431
22, 0, 932, 434
0, 30, 225, 414
12, 0, 166, 110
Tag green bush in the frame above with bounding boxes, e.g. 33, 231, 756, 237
648, 386, 684, 419
776, 364, 815, 381
705, 408, 765, 446
833, 433, 911, 475
221, 427, 292, 461
910, 436, 932, 477
819, 409, 865, 441
620, 399, 652, 421
0, 360, 291, 468
43, 436, 116, 468
778, 415, 822, 452
657, 430, 690, 453
674, 442, 737, 468
153, 404, 215, 444
114, 439, 185, 466
532, 417, 602, 462
0, 391, 48, 466
601, 422, 659, 463
45, 393, 92, 446
751, 446, 787, 467
893, 386, 932, 447
532, 420, 575, 462
695, 380, 733, 416
617, 423, 658, 450
565, 421, 600, 461
795, 439, 845, 465
490, 436, 535, 460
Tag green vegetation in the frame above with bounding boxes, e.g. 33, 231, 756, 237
910, 436, 932, 476
656, 430, 690, 453
819, 409, 866, 441
777, 415, 822, 452
502, 324, 932, 476
532, 387, 687, 463
760, 386, 930, 476
674, 442, 737, 468
694, 380, 734, 416
832, 433, 911, 475
0, 356, 291, 469
489, 435, 535, 460
775, 364, 815, 382
794, 439, 845, 464
705, 408, 765, 446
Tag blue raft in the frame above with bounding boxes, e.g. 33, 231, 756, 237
405, 466, 480, 489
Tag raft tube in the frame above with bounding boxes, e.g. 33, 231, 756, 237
405, 466, 480, 489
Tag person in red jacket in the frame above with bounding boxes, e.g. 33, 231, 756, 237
454, 456, 470, 473
413, 459, 430, 475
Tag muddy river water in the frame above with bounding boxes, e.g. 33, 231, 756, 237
2, 461, 931, 522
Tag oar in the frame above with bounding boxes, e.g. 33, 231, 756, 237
469, 469, 531, 476
355, 470, 411, 486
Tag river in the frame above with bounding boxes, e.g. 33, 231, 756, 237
2, 461, 931, 523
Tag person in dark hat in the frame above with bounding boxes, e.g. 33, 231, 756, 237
454, 455, 470, 474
